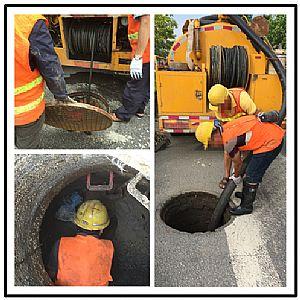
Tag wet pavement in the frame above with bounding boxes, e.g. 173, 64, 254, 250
39, 69, 150, 149
155, 135, 286, 288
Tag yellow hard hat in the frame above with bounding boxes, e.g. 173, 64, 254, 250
195, 121, 214, 150
74, 200, 110, 231
208, 84, 229, 106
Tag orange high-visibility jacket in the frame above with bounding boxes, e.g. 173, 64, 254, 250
216, 88, 245, 122
14, 14, 46, 126
222, 115, 285, 154
127, 15, 150, 64
56, 235, 114, 286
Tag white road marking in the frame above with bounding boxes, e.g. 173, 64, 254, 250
225, 214, 283, 287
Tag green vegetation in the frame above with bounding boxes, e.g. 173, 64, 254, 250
155, 15, 178, 58
265, 15, 286, 49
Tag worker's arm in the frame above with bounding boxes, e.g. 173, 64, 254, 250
28, 20, 68, 101
224, 134, 246, 176
230, 150, 242, 177
223, 151, 232, 178
46, 239, 60, 282
239, 91, 258, 115
134, 15, 150, 57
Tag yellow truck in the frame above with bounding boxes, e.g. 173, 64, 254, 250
156, 15, 284, 136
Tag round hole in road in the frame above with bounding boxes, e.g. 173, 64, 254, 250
160, 192, 231, 233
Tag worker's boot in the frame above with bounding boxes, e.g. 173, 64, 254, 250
230, 180, 258, 215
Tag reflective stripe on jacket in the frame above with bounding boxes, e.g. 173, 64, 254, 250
15, 14, 46, 125
55, 235, 114, 286
127, 15, 150, 64
222, 115, 285, 154
215, 88, 245, 122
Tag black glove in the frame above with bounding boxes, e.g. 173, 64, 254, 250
258, 110, 279, 123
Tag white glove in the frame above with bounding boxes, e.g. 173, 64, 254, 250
229, 175, 242, 185
65, 96, 77, 104
130, 56, 143, 80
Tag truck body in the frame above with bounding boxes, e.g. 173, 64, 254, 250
156, 16, 283, 135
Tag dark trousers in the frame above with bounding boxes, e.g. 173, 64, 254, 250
15, 112, 45, 149
115, 63, 150, 121
245, 141, 284, 183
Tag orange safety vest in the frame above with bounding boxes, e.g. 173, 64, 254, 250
216, 88, 245, 122
127, 15, 150, 64
222, 115, 285, 154
56, 235, 114, 286
15, 14, 47, 126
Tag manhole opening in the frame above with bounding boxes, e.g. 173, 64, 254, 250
160, 192, 231, 233
39, 170, 150, 286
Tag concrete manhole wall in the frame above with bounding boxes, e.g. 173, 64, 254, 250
161, 192, 231, 233
15, 155, 150, 286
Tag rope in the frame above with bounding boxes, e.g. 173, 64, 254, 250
209, 46, 248, 89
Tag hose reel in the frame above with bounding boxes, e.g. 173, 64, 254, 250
68, 19, 112, 62
209, 45, 249, 89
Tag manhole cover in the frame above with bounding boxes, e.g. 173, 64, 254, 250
160, 192, 231, 233
45, 102, 113, 131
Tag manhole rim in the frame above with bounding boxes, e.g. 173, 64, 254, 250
159, 190, 234, 234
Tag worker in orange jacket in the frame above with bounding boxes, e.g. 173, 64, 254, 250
15, 15, 73, 148
46, 200, 114, 286
196, 113, 285, 215
208, 83, 259, 189
111, 14, 150, 122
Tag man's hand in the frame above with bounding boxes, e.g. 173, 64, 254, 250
257, 110, 279, 123
50, 96, 77, 105
229, 175, 242, 185
64, 96, 77, 103
130, 56, 143, 79
214, 119, 223, 133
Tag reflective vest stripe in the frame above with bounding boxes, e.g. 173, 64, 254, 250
14, 75, 43, 96
216, 112, 245, 122
15, 92, 44, 115
128, 32, 139, 40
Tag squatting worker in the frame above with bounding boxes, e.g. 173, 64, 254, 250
15, 15, 74, 149
111, 14, 150, 122
46, 200, 114, 286
195, 113, 284, 215
208, 84, 258, 189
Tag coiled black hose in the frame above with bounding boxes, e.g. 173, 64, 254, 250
209, 46, 248, 89
228, 15, 286, 125
68, 20, 112, 59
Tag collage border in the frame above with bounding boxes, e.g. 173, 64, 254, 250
4, 3, 298, 297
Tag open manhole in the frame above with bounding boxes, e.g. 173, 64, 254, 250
14, 155, 150, 286
160, 192, 231, 233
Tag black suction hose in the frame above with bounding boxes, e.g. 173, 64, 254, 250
228, 15, 286, 125
208, 15, 286, 231
88, 34, 95, 102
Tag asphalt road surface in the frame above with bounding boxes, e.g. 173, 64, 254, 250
155, 135, 286, 288
38, 70, 150, 149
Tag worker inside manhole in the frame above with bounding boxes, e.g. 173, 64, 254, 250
160, 192, 231, 233
39, 170, 150, 286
